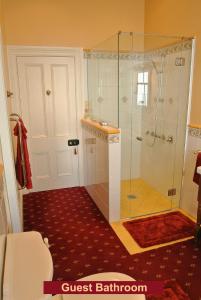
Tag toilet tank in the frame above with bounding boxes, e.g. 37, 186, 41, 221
1, 231, 53, 300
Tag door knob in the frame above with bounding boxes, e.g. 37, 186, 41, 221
46, 90, 51, 96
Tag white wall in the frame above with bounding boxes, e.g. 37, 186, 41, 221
82, 121, 120, 222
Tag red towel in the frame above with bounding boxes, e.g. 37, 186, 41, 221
193, 152, 201, 185
14, 119, 32, 189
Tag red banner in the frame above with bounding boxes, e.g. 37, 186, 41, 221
44, 281, 163, 295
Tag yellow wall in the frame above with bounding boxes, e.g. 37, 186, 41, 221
0, 0, 6, 42
0, 0, 2, 25
145, 0, 201, 124
0, 0, 11, 113
0, 0, 3, 161
2, 0, 144, 48
2, 0, 200, 122
0, 0, 10, 109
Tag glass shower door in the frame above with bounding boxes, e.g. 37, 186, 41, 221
119, 32, 192, 219
134, 61, 176, 217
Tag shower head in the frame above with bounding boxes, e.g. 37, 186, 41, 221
151, 60, 163, 74
152, 61, 159, 74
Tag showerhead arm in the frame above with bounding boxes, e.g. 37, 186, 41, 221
151, 55, 166, 74
152, 60, 159, 74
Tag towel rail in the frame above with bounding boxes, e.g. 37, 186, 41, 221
9, 113, 27, 190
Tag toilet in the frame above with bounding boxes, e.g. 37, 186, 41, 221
0, 231, 145, 300
0, 231, 53, 300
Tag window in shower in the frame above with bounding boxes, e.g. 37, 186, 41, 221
136, 71, 149, 106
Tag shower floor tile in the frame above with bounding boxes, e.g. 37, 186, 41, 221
121, 178, 171, 219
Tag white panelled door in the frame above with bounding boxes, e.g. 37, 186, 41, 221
17, 56, 79, 192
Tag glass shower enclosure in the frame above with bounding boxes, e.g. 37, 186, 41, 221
86, 32, 194, 219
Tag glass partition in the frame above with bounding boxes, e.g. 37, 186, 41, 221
119, 32, 192, 219
86, 34, 119, 127
86, 32, 193, 219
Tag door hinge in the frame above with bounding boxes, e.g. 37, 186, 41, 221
168, 188, 176, 196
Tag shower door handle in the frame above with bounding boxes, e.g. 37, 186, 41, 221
136, 136, 143, 141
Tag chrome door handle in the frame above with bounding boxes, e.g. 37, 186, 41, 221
136, 136, 143, 141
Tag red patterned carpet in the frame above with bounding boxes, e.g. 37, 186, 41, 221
23, 187, 201, 300
123, 211, 195, 248
147, 279, 190, 300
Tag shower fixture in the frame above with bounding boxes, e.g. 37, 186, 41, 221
151, 54, 166, 75
152, 61, 162, 75
175, 57, 185, 66
145, 131, 173, 143
150, 131, 165, 140
145, 54, 166, 147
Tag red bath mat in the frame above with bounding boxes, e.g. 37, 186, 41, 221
123, 211, 195, 248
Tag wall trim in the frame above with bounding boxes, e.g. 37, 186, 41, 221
188, 127, 201, 138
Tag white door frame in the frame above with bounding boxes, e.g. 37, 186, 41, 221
7, 46, 85, 189
0, 35, 21, 232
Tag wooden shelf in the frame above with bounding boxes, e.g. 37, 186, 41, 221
81, 118, 120, 135
188, 123, 201, 129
